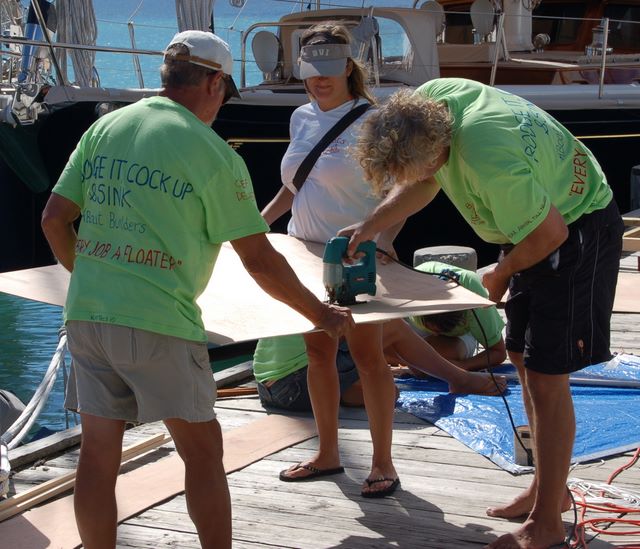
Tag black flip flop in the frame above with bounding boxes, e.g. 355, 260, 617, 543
279, 462, 345, 482
361, 477, 400, 498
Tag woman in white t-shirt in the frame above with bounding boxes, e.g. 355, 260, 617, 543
262, 23, 400, 498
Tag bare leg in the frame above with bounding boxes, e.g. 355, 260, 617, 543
382, 319, 506, 395
486, 351, 570, 520
74, 413, 125, 549
340, 379, 365, 407
347, 323, 398, 494
340, 380, 399, 408
280, 332, 341, 478
487, 351, 536, 518
487, 367, 573, 548
399, 333, 467, 378
424, 334, 469, 363
164, 418, 230, 549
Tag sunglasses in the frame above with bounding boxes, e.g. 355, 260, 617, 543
221, 74, 235, 104
207, 71, 235, 104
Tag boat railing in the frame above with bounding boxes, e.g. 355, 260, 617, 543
410, 3, 639, 95
240, 20, 297, 89
0, 36, 163, 65
0, 33, 164, 124
239, 19, 378, 89
598, 18, 610, 99
1, 2, 178, 124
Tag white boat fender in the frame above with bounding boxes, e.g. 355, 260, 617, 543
0, 390, 25, 436
0, 440, 9, 497
0, 389, 22, 498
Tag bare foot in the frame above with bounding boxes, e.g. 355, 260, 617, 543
487, 489, 572, 519
487, 489, 535, 518
449, 371, 507, 396
389, 365, 413, 378
484, 518, 566, 549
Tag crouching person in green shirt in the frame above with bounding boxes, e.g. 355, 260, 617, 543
254, 313, 507, 415
403, 260, 506, 375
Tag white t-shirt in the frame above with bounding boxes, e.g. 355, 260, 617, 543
281, 98, 380, 243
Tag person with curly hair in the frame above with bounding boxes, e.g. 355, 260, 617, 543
341, 78, 623, 549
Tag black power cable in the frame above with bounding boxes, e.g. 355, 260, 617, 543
373, 248, 520, 440
374, 247, 581, 545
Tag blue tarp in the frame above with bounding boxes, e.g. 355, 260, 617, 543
396, 354, 640, 474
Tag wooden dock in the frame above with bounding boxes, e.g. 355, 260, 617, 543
3, 251, 640, 548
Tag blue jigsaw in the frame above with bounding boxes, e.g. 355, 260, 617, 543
322, 236, 376, 305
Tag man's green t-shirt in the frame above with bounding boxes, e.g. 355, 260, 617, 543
53, 96, 268, 342
253, 334, 308, 384
416, 78, 613, 244
408, 261, 504, 347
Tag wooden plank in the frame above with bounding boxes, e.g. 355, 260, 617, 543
8, 426, 82, 469
0, 415, 316, 549
622, 216, 640, 227
0, 434, 170, 523
6, 396, 640, 549
214, 360, 254, 388
0, 234, 493, 345
613, 271, 640, 312
623, 225, 640, 252
200, 234, 493, 344
217, 387, 258, 398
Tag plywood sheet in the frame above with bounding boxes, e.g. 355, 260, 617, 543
623, 225, 640, 252
613, 271, 640, 313
0, 234, 492, 344
0, 415, 316, 549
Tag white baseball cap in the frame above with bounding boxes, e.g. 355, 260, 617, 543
165, 30, 240, 99
298, 43, 352, 80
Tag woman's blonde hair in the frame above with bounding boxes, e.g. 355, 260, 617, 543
300, 23, 375, 104
355, 88, 452, 196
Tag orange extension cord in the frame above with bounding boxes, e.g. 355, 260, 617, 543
568, 447, 640, 548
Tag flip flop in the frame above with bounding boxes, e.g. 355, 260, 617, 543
279, 462, 345, 482
361, 477, 400, 498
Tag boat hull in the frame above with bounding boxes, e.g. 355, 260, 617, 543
214, 101, 640, 266
0, 99, 638, 272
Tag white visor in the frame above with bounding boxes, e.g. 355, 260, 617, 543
298, 43, 351, 79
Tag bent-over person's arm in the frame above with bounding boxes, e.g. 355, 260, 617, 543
482, 205, 569, 302
340, 178, 441, 257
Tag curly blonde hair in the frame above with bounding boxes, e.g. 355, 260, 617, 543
355, 88, 452, 196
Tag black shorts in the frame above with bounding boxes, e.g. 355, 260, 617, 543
504, 199, 624, 375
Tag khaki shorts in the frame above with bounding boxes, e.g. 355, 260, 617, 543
65, 321, 217, 423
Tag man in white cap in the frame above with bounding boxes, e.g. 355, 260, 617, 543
42, 30, 353, 549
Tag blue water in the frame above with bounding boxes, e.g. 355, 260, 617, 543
2, 0, 409, 435
0, 294, 75, 434
88, 0, 409, 89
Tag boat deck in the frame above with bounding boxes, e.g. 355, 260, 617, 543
4, 252, 640, 548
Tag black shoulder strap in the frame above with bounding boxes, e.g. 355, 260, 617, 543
292, 102, 371, 191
